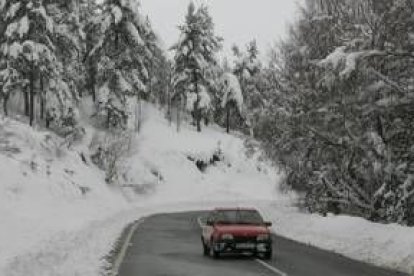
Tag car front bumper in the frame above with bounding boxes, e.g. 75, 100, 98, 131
214, 239, 272, 254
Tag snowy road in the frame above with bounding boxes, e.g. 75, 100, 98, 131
115, 212, 406, 276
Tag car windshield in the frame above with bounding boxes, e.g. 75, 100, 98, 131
214, 210, 264, 225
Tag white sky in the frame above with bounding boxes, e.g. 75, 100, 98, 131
140, 0, 303, 60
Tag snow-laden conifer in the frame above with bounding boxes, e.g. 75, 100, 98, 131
171, 2, 222, 132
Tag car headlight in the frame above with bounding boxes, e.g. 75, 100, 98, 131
221, 233, 234, 240
257, 234, 270, 241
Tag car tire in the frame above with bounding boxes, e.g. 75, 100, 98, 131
263, 249, 272, 260
211, 241, 220, 259
212, 249, 220, 259
202, 239, 210, 256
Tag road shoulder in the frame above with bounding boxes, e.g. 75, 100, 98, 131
104, 219, 144, 276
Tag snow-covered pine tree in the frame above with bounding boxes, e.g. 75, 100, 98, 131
0, 0, 78, 127
87, 0, 156, 129
81, 0, 100, 102
221, 72, 243, 133
0, 64, 23, 116
45, 0, 83, 121
0, 5, 11, 115
254, 0, 414, 225
232, 40, 263, 135
140, 16, 169, 105
171, 2, 222, 132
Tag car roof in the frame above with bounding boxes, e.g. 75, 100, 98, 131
213, 207, 258, 211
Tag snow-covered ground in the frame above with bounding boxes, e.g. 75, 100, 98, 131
259, 203, 414, 275
0, 115, 129, 275
1, 103, 414, 275
119, 103, 285, 204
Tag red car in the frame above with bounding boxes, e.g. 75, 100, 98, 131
201, 208, 273, 259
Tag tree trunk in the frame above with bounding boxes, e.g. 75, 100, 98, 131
137, 93, 142, 132
107, 106, 111, 128
135, 96, 139, 132
3, 94, 9, 116
24, 87, 29, 116
29, 65, 35, 127
149, 61, 153, 98
226, 104, 230, 133
194, 69, 201, 132
177, 96, 181, 132
167, 81, 172, 126
40, 97, 44, 120
40, 76, 44, 120
89, 62, 96, 102
86, 28, 96, 102
196, 107, 201, 132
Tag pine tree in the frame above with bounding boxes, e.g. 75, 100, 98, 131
231, 41, 265, 136
141, 16, 169, 105
87, 0, 156, 129
171, 2, 222, 132
221, 72, 243, 133
2, 0, 49, 124
45, 0, 83, 121
0, 0, 79, 126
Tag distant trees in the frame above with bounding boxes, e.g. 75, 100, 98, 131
171, 2, 222, 132
255, 0, 414, 225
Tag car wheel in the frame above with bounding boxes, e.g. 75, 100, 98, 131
202, 239, 210, 256
211, 241, 220, 259
263, 249, 272, 260
212, 248, 220, 259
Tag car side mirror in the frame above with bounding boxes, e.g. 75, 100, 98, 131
264, 221, 272, 227
206, 219, 214, 226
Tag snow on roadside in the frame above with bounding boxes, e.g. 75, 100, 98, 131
0, 116, 129, 275
1, 198, 270, 276
258, 202, 414, 275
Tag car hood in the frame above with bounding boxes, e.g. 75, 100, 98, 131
214, 224, 269, 236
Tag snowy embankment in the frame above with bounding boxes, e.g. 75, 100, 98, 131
1, 103, 414, 275
0, 115, 130, 275
0, 102, 285, 276
258, 203, 414, 275
119, 103, 284, 204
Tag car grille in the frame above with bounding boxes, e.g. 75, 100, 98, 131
233, 236, 257, 243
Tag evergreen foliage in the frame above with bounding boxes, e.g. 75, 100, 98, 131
255, 0, 414, 225
171, 2, 222, 132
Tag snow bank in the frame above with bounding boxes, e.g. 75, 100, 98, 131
119, 102, 285, 205
0, 116, 128, 275
258, 202, 414, 275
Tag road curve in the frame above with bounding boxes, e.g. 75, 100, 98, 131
116, 211, 407, 276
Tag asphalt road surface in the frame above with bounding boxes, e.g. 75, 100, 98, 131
116, 211, 407, 276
